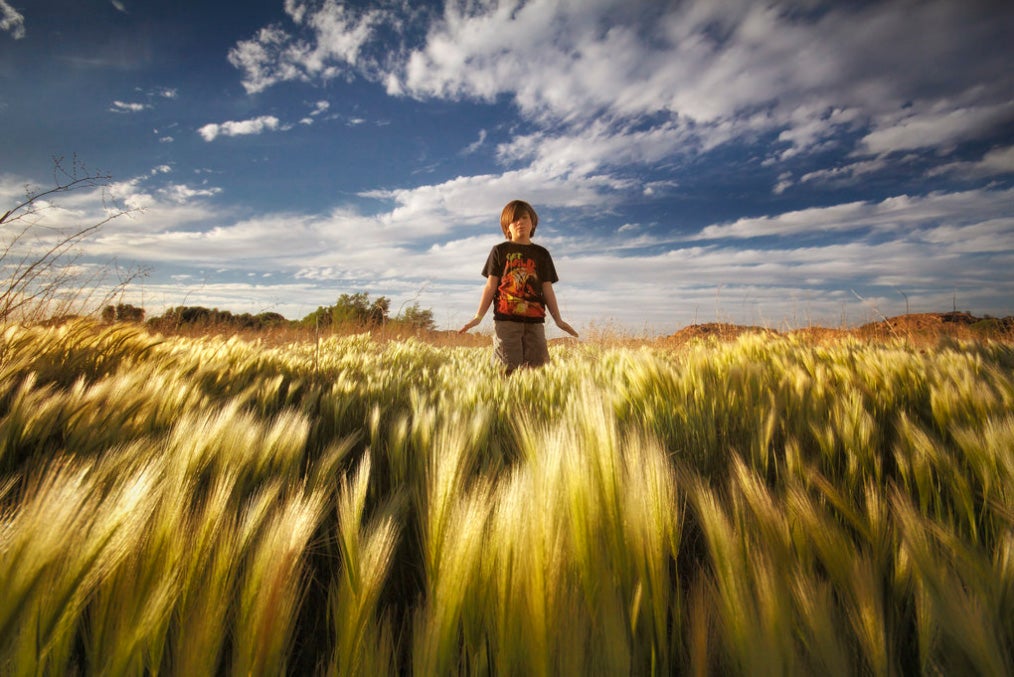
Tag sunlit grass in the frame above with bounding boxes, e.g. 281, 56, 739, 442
1, 319, 1012, 674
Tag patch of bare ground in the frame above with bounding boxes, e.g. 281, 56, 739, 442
655, 312, 1014, 349
655, 323, 777, 349
854, 311, 1014, 343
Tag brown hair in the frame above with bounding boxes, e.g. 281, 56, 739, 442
499, 200, 539, 238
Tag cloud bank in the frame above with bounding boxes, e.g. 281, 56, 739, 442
229, 0, 1014, 174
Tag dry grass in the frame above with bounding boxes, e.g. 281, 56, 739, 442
153, 319, 493, 349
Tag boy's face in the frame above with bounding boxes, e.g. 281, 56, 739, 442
507, 212, 533, 242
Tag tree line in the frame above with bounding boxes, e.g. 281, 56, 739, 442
108, 292, 436, 332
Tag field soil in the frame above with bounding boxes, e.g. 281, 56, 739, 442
657, 311, 1014, 349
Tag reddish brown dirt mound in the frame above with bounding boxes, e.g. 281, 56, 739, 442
856, 312, 1014, 342
656, 312, 1014, 349
658, 322, 777, 349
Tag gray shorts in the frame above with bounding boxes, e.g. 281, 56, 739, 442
493, 320, 550, 371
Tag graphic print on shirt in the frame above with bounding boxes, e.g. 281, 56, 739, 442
497, 251, 545, 318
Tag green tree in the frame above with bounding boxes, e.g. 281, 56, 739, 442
397, 302, 435, 331
302, 292, 391, 328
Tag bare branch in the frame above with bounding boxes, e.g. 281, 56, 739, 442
1, 157, 141, 323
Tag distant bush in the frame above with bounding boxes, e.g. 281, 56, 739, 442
101, 303, 145, 323
147, 306, 291, 332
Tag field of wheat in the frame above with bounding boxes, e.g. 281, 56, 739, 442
1, 319, 1012, 675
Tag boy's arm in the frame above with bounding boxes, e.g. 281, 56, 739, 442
459, 275, 499, 333
542, 281, 579, 337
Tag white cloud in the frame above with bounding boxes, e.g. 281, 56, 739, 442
859, 100, 1014, 156
798, 157, 890, 187
922, 217, 1014, 254
0, 0, 25, 39
776, 106, 862, 160
461, 129, 487, 155
159, 184, 223, 204
358, 166, 629, 242
498, 118, 694, 179
110, 100, 149, 113
928, 145, 1014, 181
772, 172, 794, 195
227, 1, 385, 94
198, 115, 282, 142
974, 145, 1014, 174
696, 187, 1014, 241
299, 99, 331, 125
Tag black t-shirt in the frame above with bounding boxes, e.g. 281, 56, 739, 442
482, 242, 559, 323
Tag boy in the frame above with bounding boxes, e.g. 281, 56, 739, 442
459, 199, 578, 371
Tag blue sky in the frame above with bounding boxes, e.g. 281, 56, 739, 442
2, 0, 1012, 334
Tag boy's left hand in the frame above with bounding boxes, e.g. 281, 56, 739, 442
458, 317, 481, 333
556, 320, 579, 338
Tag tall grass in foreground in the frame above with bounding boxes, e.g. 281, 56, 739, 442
1, 320, 1012, 674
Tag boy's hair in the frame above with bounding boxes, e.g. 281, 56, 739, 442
500, 200, 539, 238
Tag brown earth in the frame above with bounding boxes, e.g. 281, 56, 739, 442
657, 312, 1014, 349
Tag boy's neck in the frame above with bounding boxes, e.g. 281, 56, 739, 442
510, 236, 532, 245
